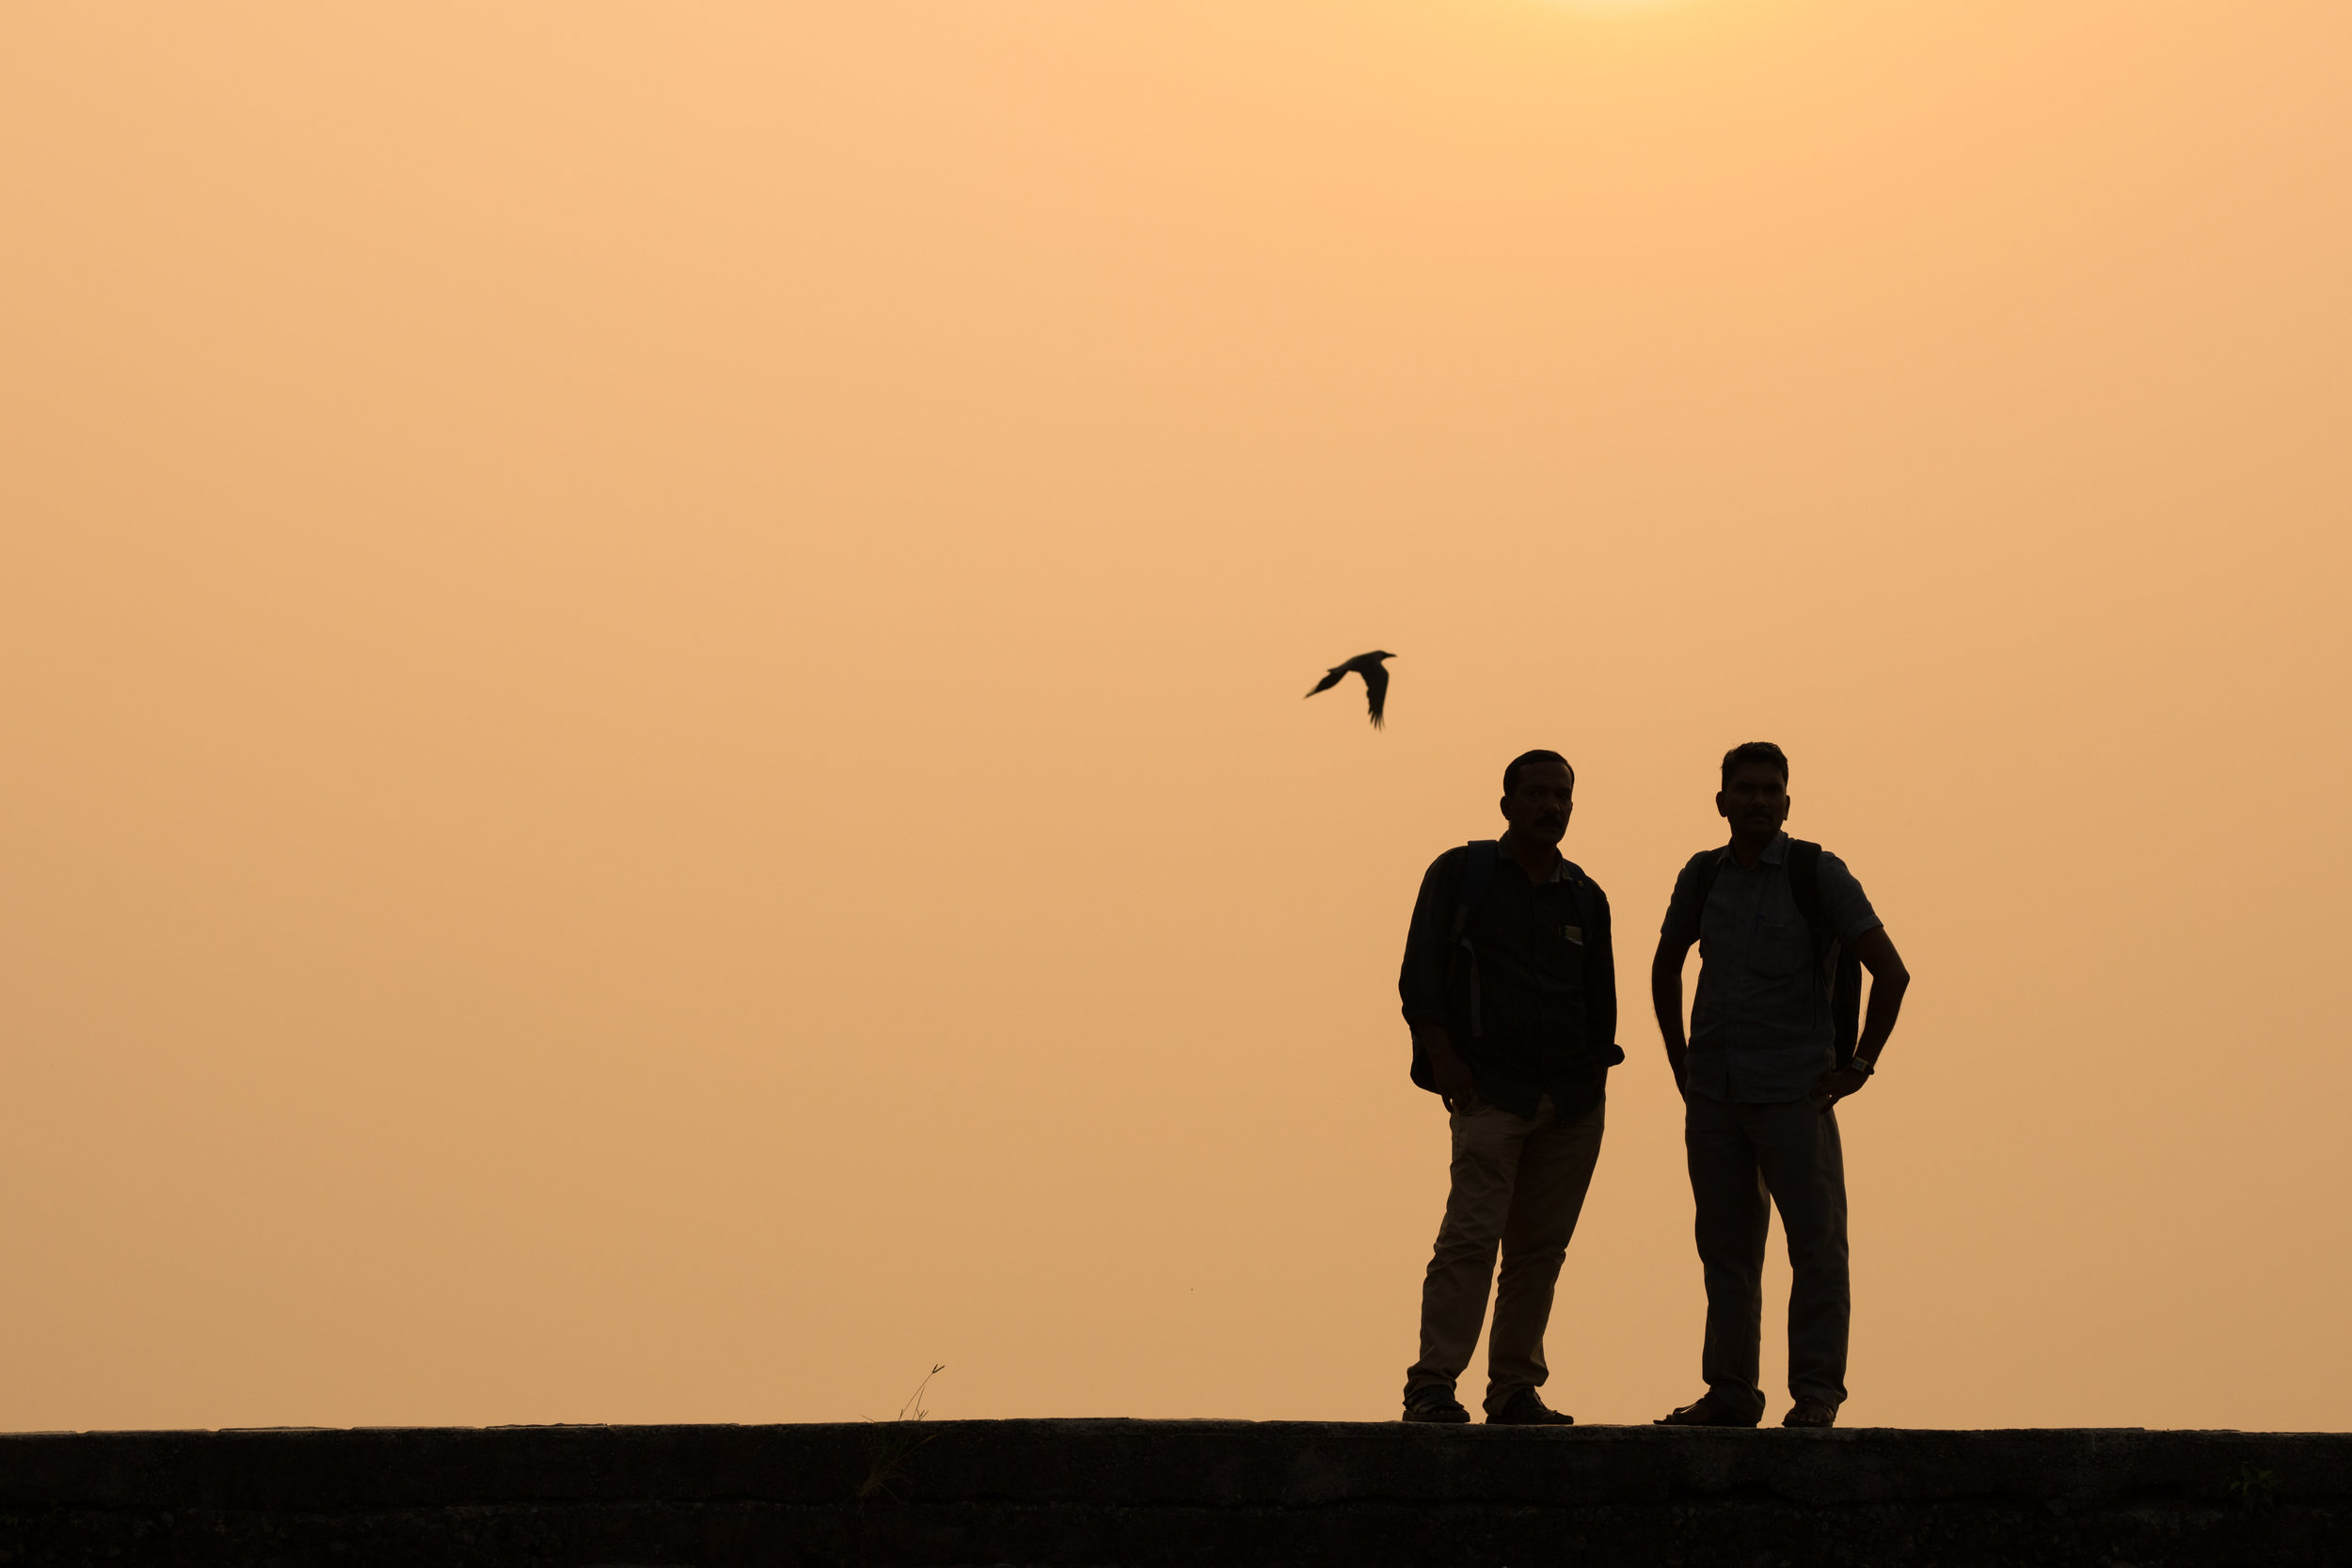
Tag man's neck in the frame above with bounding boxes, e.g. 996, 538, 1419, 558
1728, 830, 1776, 871
1501, 830, 1560, 881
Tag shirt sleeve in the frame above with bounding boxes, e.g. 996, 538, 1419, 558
1398, 848, 1464, 1037
1659, 852, 1710, 943
1583, 879, 1618, 1055
1814, 850, 1883, 942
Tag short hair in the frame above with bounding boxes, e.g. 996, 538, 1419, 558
1720, 741, 1789, 789
1502, 749, 1573, 796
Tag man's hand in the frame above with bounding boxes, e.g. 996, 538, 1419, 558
1811, 1066, 1870, 1110
1427, 1033, 1479, 1113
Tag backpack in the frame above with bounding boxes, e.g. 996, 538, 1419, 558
1686, 840, 1863, 1069
1449, 839, 1602, 1046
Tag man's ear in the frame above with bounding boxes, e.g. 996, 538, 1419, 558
1714, 790, 1729, 819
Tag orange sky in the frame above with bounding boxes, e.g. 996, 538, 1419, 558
2, 0, 2347, 1433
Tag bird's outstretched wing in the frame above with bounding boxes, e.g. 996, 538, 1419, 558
1305, 666, 1347, 698
1360, 661, 1390, 728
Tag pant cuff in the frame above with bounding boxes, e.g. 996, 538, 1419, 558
1708, 1385, 1768, 1420
1482, 1382, 1535, 1415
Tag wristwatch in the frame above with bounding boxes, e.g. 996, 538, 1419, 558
1850, 1055, 1877, 1077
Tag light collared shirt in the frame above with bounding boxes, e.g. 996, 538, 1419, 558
1662, 831, 1882, 1104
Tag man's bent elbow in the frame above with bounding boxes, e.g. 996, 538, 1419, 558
1854, 929, 1908, 986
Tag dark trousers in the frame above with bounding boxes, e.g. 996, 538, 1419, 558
1684, 1092, 1850, 1418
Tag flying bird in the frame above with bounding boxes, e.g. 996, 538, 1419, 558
1306, 650, 1395, 728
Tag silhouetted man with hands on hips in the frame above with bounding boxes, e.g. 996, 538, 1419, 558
1395, 751, 1625, 1426
1652, 742, 1911, 1430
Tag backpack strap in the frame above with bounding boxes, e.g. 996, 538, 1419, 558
1785, 838, 1826, 931
1451, 840, 1500, 943
1674, 847, 1730, 947
1446, 841, 1502, 1040
1786, 839, 1864, 1069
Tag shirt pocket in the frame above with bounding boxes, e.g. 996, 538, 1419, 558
1744, 919, 1813, 978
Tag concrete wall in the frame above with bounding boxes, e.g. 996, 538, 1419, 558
0, 1419, 2343, 1566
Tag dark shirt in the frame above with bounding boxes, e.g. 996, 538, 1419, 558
1660, 832, 1883, 1103
1399, 836, 1621, 1118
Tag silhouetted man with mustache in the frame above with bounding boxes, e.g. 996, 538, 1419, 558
1396, 751, 1623, 1425
1652, 742, 1911, 1429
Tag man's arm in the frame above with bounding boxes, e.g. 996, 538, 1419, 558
1399, 852, 1479, 1110
1650, 862, 1700, 1092
1585, 883, 1618, 1064
1851, 927, 1910, 1063
1813, 927, 1911, 1106
1417, 1026, 1478, 1111
1651, 932, 1694, 1094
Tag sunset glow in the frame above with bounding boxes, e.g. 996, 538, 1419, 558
1, 0, 2346, 1436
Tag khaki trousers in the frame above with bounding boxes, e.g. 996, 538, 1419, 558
1405, 1094, 1606, 1415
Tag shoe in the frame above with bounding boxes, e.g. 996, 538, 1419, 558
1654, 1393, 1761, 1428
1402, 1389, 1471, 1424
1782, 1398, 1838, 1429
1486, 1387, 1574, 1426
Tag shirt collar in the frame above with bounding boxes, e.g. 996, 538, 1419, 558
1758, 831, 1789, 865
1498, 832, 1569, 883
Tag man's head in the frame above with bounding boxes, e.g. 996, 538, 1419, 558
1500, 749, 1575, 847
1715, 740, 1791, 844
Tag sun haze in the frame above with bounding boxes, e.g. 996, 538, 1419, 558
0, 0, 2346, 1433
